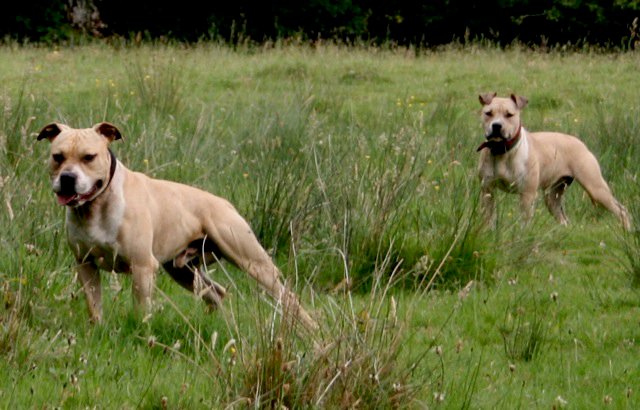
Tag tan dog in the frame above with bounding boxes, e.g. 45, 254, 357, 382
37, 122, 317, 331
477, 93, 631, 229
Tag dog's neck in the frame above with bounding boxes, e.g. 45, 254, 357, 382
477, 124, 523, 155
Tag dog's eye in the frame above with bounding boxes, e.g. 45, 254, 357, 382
484, 110, 493, 117
506, 112, 514, 118
83, 154, 97, 163
52, 153, 65, 164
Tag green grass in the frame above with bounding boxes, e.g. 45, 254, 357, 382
1, 42, 640, 408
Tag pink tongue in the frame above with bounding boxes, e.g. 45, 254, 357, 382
57, 193, 77, 205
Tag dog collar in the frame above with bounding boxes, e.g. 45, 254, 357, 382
477, 124, 522, 155
104, 148, 118, 191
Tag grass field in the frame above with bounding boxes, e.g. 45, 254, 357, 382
1, 42, 640, 408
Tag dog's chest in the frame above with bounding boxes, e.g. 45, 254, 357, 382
66, 197, 127, 270
481, 147, 529, 193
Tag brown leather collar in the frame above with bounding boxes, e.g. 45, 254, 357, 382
104, 148, 117, 191
477, 124, 522, 155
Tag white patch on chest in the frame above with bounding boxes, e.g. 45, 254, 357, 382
66, 167, 126, 262
484, 134, 530, 193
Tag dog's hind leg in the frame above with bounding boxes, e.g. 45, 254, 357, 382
544, 177, 573, 225
202, 198, 318, 331
164, 244, 226, 308
573, 156, 631, 230
582, 182, 631, 230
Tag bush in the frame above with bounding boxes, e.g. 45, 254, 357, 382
3, 1, 640, 48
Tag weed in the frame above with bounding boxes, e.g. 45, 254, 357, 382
619, 173, 640, 286
126, 57, 185, 118
224, 247, 431, 407
499, 296, 548, 362
0, 278, 24, 358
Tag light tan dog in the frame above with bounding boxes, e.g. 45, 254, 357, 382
477, 93, 631, 229
37, 122, 317, 331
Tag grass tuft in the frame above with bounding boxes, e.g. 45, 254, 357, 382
126, 58, 185, 119
499, 296, 548, 362
620, 178, 640, 286
220, 250, 432, 408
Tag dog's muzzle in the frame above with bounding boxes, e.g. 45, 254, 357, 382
487, 123, 505, 140
55, 172, 102, 206
478, 123, 522, 155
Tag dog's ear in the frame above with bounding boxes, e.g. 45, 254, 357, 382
510, 94, 528, 109
37, 123, 67, 142
479, 92, 497, 106
93, 122, 123, 142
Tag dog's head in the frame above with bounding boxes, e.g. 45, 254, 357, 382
479, 93, 528, 142
37, 122, 122, 207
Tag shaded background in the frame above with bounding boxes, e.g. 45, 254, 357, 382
2, 1, 640, 47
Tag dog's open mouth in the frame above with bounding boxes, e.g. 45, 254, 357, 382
486, 131, 506, 142
56, 182, 101, 206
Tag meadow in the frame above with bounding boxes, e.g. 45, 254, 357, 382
1, 42, 639, 408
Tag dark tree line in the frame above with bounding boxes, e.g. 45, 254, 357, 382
2, 1, 639, 48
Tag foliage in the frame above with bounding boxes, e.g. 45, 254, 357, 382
2, 1, 640, 48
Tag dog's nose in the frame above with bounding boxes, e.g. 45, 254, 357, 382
59, 172, 77, 194
491, 123, 502, 134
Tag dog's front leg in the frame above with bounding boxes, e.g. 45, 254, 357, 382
480, 184, 497, 228
130, 260, 158, 317
519, 190, 537, 225
77, 261, 102, 323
